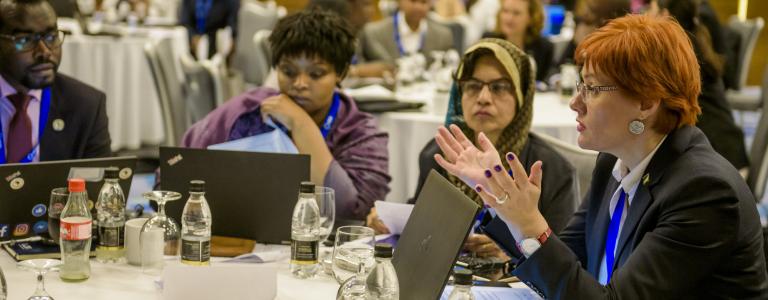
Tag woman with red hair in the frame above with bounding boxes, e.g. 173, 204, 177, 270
434, 14, 767, 298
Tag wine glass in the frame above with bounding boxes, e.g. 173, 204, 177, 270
332, 226, 375, 285
315, 187, 335, 275
17, 259, 61, 300
47, 188, 68, 243
140, 191, 181, 275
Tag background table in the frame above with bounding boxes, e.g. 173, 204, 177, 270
377, 92, 578, 203
58, 26, 188, 151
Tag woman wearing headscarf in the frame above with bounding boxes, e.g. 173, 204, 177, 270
368, 38, 577, 260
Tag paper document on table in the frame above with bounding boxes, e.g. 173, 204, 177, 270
344, 84, 396, 102
208, 125, 298, 154
440, 286, 542, 300
375, 200, 414, 235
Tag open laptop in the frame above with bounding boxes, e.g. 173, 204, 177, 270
0, 157, 138, 241
159, 147, 310, 244
393, 170, 481, 300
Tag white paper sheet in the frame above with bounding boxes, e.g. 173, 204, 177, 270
440, 286, 542, 300
208, 127, 298, 154
375, 200, 414, 235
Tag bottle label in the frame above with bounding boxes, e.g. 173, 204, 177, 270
97, 225, 124, 248
60, 217, 92, 241
181, 238, 211, 263
290, 240, 319, 265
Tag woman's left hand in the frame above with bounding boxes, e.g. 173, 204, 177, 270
260, 94, 313, 131
434, 124, 549, 240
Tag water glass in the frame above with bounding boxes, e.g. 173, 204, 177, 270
48, 188, 68, 243
332, 226, 375, 284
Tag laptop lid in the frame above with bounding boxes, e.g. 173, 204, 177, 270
0, 157, 138, 241
159, 147, 310, 244
393, 170, 480, 300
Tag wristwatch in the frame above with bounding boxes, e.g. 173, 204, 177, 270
517, 227, 552, 258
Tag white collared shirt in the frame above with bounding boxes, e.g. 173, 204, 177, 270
597, 135, 667, 284
0, 74, 43, 162
395, 11, 427, 55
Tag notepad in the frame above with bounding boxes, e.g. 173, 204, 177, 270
375, 201, 414, 235
440, 285, 541, 300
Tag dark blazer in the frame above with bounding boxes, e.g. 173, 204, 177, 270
358, 15, 454, 65
39, 74, 112, 161
512, 126, 768, 299
179, 0, 240, 57
412, 133, 578, 240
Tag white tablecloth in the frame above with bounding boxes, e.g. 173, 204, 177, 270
378, 92, 578, 203
58, 26, 188, 151
0, 250, 535, 299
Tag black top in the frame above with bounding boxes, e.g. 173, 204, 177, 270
411, 133, 577, 240
482, 33, 555, 82
179, 0, 240, 56
512, 126, 767, 299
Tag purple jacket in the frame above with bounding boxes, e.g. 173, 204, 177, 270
182, 87, 391, 220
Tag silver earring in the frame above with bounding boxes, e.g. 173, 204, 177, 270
629, 120, 645, 135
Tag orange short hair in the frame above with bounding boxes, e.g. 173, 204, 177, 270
574, 14, 701, 134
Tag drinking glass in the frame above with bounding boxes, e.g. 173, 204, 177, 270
316, 187, 336, 275
17, 259, 61, 300
332, 226, 375, 285
48, 188, 68, 243
140, 191, 181, 275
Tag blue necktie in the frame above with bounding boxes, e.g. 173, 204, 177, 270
605, 188, 626, 283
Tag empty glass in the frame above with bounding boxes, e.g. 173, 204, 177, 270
17, 259, 61, 300
316, 187, 336, 275
140, 191, 181, 275
48, 188, 68, 243
332, 226, 375, 285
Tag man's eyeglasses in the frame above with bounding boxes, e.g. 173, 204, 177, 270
576, 81, 619, 99
459, 79, 515, 98
0, 30, 65, 52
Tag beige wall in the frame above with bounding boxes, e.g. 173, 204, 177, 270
710, 0, 767, 85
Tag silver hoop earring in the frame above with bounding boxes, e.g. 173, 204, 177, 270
629, 120, 645, 135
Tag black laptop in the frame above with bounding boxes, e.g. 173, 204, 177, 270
159, 147, 310, 244
393, 170, 481, 300
0, 157, 138, 241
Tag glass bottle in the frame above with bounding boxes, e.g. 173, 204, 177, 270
95, 167, 126, 263
365, 243, 399, 299
290, 182, 321, 278
180, 180, 212, 266
447, 269, 475, 300
59, 178, 92, 282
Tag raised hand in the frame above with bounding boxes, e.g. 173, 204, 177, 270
433, 124, 503, 189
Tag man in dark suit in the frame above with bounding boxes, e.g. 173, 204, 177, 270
0, 0, 111, 164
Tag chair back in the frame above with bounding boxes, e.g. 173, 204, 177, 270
536, 133, 598, 204
749, 66, 768, 200
180, 54, 217, 124
144, 38, 188, 146
232, 1, 279, 84
728, 16, 764, 90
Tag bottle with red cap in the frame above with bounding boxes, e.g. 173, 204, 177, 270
59, 178, 92, 282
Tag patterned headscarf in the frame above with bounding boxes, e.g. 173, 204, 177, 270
444, 38, 536, 204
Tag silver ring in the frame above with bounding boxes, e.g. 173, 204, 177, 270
496, 192, 509, 204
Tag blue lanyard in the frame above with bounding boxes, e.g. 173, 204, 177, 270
0, 87, 51, 164
393, 12, 426, 57
320, 92, 341, 139
472, 205, 489, 233
195, 0, 214, 34
268, 92, 341, 140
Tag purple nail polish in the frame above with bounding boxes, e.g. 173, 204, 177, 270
484, 170, 492, 178
475, 185, 483, 192
508, 170, 513, 177
494, 165, 502, 172
507, 153, 515, 161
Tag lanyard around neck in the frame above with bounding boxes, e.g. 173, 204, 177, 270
195, 0, 214, 34
393, 12, 426, 57
0, 87, 52, 164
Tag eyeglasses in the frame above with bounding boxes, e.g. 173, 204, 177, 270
459, 79, 515, 98
576, 81, 619, 100
0, 30, 65, 52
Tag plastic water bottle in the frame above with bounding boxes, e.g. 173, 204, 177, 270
95, 167, 126, 263
447, 269, 475, 300
365, 243, 399, 299
181, 180, 212, 266
59, 178, 92, 282
290, 182, 321, 278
